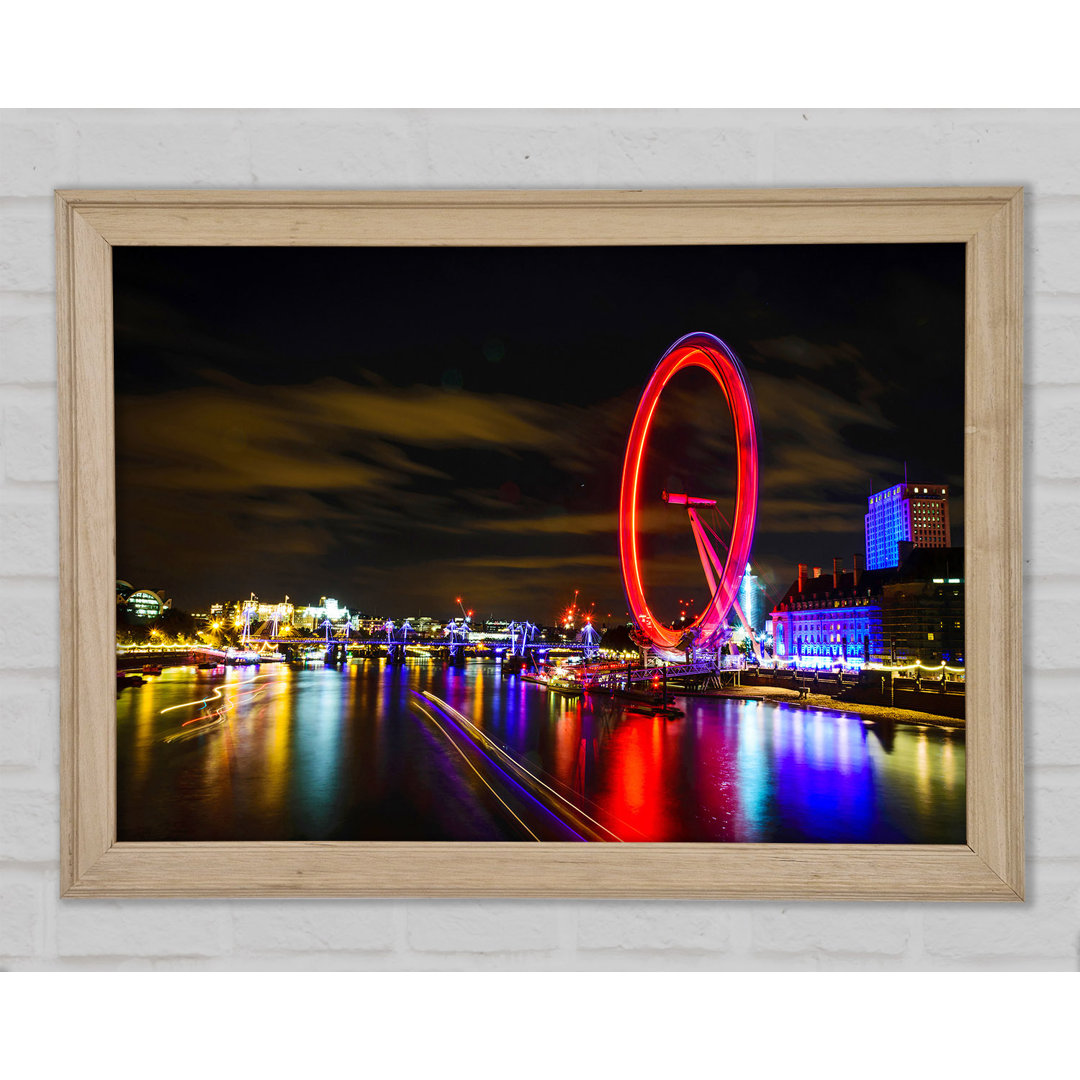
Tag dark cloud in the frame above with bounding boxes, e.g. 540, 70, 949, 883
476, 512, 619, 536
113, 243, 964, 624
117, 378, 579, 492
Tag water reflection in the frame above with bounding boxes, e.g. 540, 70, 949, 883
117, 660, 966, 843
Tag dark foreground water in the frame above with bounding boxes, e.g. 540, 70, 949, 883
117, 659, 965, 843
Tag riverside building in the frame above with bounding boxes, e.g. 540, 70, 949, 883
865, 481, 951, 571
769, 548, 964, 670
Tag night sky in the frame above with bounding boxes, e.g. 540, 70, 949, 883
113, 243, 965, 625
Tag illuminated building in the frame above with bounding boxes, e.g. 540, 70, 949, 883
769, 557, 879, 669
769, 549, 964, 668
865, 481, 951, 571
116, 581, 171, 624
206, 596, 298, 630
880, 549, 964, 665
256, 600, 294, 625
293, 597, 350, 630
204, 599, 250, 627
734, 563, 767, 634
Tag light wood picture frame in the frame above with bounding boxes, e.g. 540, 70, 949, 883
57, 187, 1023, 899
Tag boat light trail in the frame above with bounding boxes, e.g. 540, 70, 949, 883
411, 701, 541, 842
411, 691, 588, 842
420, 691, 624, 842
159, 671, 281, 743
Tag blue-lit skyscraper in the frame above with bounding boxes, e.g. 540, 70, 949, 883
865, 482, 951, 570
737, 563, 766, 633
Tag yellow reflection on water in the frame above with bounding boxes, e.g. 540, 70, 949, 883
130, 673, 163, 786
941, 736, 956, 792
915, 732, 931, 803
473, 663, 485, 706
240, 666, 293, 826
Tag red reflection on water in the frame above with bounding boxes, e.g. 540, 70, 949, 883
551, 704, 582, 789
591, 715, 674, 841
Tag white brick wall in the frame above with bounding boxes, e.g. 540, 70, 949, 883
1, 108, 1077, 970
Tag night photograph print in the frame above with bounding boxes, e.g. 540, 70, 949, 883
114, 242, 966, 843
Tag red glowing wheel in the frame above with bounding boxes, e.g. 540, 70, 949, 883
619, 332, 758, 654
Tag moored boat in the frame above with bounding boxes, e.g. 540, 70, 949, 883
544, 675, 584, 696
625, 702, 684, 718
224, 648, 261, 666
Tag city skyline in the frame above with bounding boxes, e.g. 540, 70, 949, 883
114, 243, 965, 623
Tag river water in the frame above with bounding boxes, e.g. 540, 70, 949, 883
116, 659, 965, 843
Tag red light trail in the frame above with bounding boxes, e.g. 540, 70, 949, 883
618, 332, 758, 655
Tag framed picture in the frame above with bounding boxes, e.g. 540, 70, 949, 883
57, 187, 1023, 899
